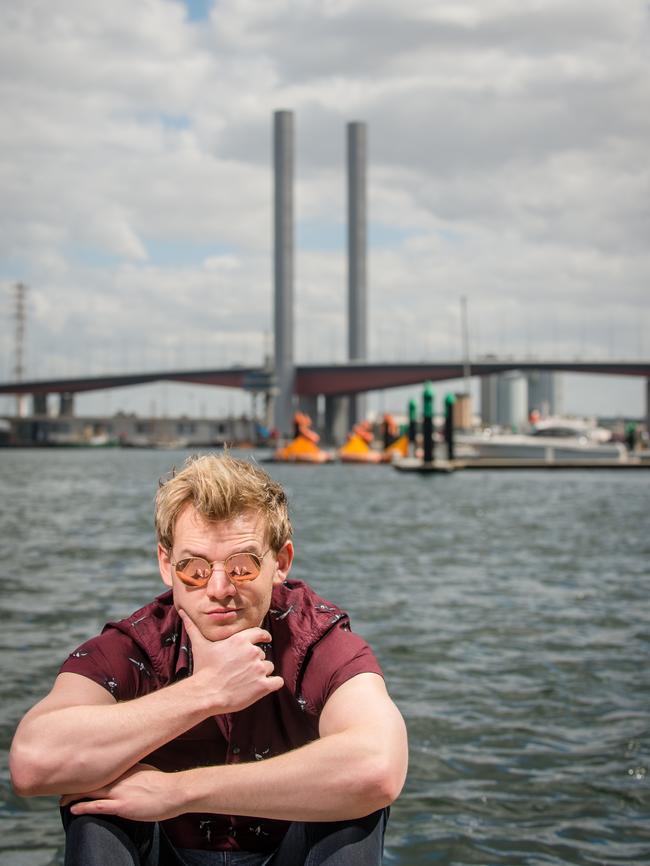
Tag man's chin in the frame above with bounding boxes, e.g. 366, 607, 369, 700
198, 626, 235, 642
198, 617, 246, 642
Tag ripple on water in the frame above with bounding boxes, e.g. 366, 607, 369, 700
1, 454, 649, 865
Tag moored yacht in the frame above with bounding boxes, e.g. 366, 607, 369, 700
456, 417, 627, 462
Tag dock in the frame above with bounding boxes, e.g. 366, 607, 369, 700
394, 458, 456, 473
394, 456, 650, 472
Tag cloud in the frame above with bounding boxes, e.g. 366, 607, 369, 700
0, 0, 648, 420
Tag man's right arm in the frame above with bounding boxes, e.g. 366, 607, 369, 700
9, 624, 282, 798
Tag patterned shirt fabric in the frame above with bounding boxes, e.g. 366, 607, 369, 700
59, 579, 383, 853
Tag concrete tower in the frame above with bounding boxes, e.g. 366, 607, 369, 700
347, 121, 367, 427
273, 110, 295, 436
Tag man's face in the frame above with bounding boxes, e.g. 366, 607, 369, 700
158, 504, 293, 641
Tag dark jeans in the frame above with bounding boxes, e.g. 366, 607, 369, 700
61, 806, 388, 866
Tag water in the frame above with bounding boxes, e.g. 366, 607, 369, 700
1, 449, 649, 865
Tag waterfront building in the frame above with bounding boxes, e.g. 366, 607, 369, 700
481, 371, 529, 430
481, 370, 563, 429
1, 412, 259, 448
527, 370, 562, 417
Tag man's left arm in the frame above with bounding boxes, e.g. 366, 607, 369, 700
65, 672, 408, 823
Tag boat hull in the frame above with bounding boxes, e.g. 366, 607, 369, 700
456, 434, 627, 462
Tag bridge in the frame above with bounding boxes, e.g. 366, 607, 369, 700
2, 359, 648, 398
293, 360, 650, 395
3, 359, 649, 400
2, 358, 649, 439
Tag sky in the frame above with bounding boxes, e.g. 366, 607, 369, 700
1, 0, 649, 421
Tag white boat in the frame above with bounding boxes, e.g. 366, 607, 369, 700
456, 418, 627, 462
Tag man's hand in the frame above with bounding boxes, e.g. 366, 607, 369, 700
179, 610, 284, 714
61, 764, 183, 822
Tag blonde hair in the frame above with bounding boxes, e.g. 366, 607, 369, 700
155, 453, 292, 552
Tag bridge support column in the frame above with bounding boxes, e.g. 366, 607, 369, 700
32, 393, 48, 415
59, 392, 75, 416
646, 378, 650, 435
347, 121, 367, 429
324, 396, 348, 446
273, 109, 295, 438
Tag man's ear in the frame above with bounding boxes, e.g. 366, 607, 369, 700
158, 543, 173, 588
273, 540, 294, 585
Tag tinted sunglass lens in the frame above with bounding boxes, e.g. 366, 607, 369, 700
225, 553, 261, 581
176, 558, 211, 586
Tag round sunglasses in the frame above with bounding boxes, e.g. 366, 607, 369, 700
171, 550, 272, 587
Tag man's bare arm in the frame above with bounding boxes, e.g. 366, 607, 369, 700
184, 672, 408, 821
10, 622, 283, 798
65, 672, 409, 823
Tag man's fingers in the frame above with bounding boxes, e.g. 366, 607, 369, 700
265, 674, 284, 692
244, 627, 272, 645
70, 798, 114, 816
60, 787, 110, 808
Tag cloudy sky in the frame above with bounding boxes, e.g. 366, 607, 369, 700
1, 0, 648, 420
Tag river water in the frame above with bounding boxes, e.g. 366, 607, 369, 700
1, 449, 648, 865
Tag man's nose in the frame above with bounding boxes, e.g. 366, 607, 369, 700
206, 564, 236, 596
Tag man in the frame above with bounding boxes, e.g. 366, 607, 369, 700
10, 453, 408, 865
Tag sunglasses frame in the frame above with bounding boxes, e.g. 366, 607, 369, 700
170, 549, 272, 587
